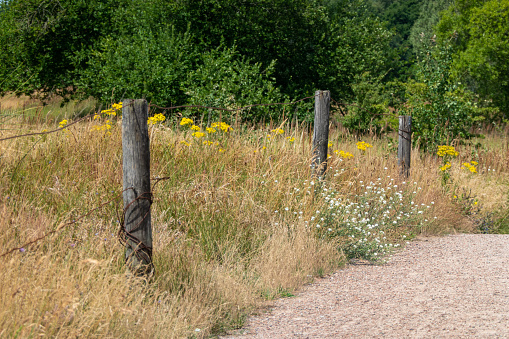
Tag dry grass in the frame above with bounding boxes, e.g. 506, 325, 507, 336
1, 102, 508, 337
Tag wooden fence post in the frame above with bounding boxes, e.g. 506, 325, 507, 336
312, 90, 330, 178
398, 115, 412, 178
122, 99, 153, 276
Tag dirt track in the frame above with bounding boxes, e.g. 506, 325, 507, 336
225, 234, 509, 338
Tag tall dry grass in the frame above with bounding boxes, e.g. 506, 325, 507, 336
1, 101, 508, 337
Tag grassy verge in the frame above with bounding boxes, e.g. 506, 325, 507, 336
1, 99, 507, 337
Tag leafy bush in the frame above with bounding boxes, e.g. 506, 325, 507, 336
340, 72, 397, 135
403, 39, 478, 151
182, 46, 287, 123
77, 26, 197, 107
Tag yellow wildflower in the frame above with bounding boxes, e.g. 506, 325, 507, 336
219, 122, 232, 132
219, 148, 225, 153
334, 150, 354, 159
439, 162, 451, 171
192, 132, 205, 138
271, 128, 284, 135
147, 113, 166, 125
286, 136, 295, 143
203, 140, 214, 146
180, 140, 191, 146
328, 141, 333, 147
59, 119, 68, 128
462, 162, 477, 174
437, 145, 459, 157
191, 125, 201, 131
180, 117, 193, 126
206, 127, 216, 134
356, 141, 373, 151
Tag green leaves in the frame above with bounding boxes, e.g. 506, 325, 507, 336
404, 39, 478, 150
0, 0, 396, 123
182, 46, 286, 122
437, 0, 509, 118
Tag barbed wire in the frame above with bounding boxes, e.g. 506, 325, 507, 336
0, 96, 317, 142
0, 188, 132, 258
0, 101, 135, 142
1, 176, 173, 265
148, 96, 315, 112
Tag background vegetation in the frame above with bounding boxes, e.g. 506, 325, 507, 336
2, 0, 507, 148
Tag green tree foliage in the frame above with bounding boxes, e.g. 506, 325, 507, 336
437, 0, 509, 117
318, 0, 398, 102
409, 0, 452, 56
404, 38, 477, 150
0, 0, 395, 122
366, 0, 424, 80
0, 0, 120, 100
182, 46, 286, 123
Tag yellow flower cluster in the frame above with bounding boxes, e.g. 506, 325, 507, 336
334, 150, 354, 159
356, 141, 373, 151
147, 113, 166, 125
180, 117, 193, 126
59, 119, 68, 128
95, 102, 123, 119
211, 122, 233, 132
192, 132, 205, 138
286, 136, 295, 143
328, 141, 333, 147
462, 161, 478, 173
267, 128, 284, 140
437, 145, 459, 157
439, 161, 451, 171
179, 118, 230, 151
93, 120, 112, 134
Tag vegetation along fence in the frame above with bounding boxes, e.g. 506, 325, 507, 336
0, 91, 413, 276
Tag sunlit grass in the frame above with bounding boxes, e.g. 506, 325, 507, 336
1, 97, 508, 337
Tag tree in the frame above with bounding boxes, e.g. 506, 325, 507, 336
409, 0, 452, 55
0, 0, 396, 122
436, 0, 509, 117
0, 0, 121, 101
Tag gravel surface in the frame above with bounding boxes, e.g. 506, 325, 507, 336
225, 234, 509, 338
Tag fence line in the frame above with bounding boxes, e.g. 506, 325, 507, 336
0, 175, 175, 259
0, 188, 130, 258
0, 92, 414, 270
1, 94, 407, 143
0, 96, 318, 143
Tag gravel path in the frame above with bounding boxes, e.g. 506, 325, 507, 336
226, 234, 509, 338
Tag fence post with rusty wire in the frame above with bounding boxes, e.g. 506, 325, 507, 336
122, 99, 153, 276
398, 115, 412, 178
312, 90, 330, 178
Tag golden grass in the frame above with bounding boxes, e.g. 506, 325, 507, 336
0, 107, 508, 337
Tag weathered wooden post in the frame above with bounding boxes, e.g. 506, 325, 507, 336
122, 99, 153, 275
312, 90, 330, 178
398, 115, 412, 178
